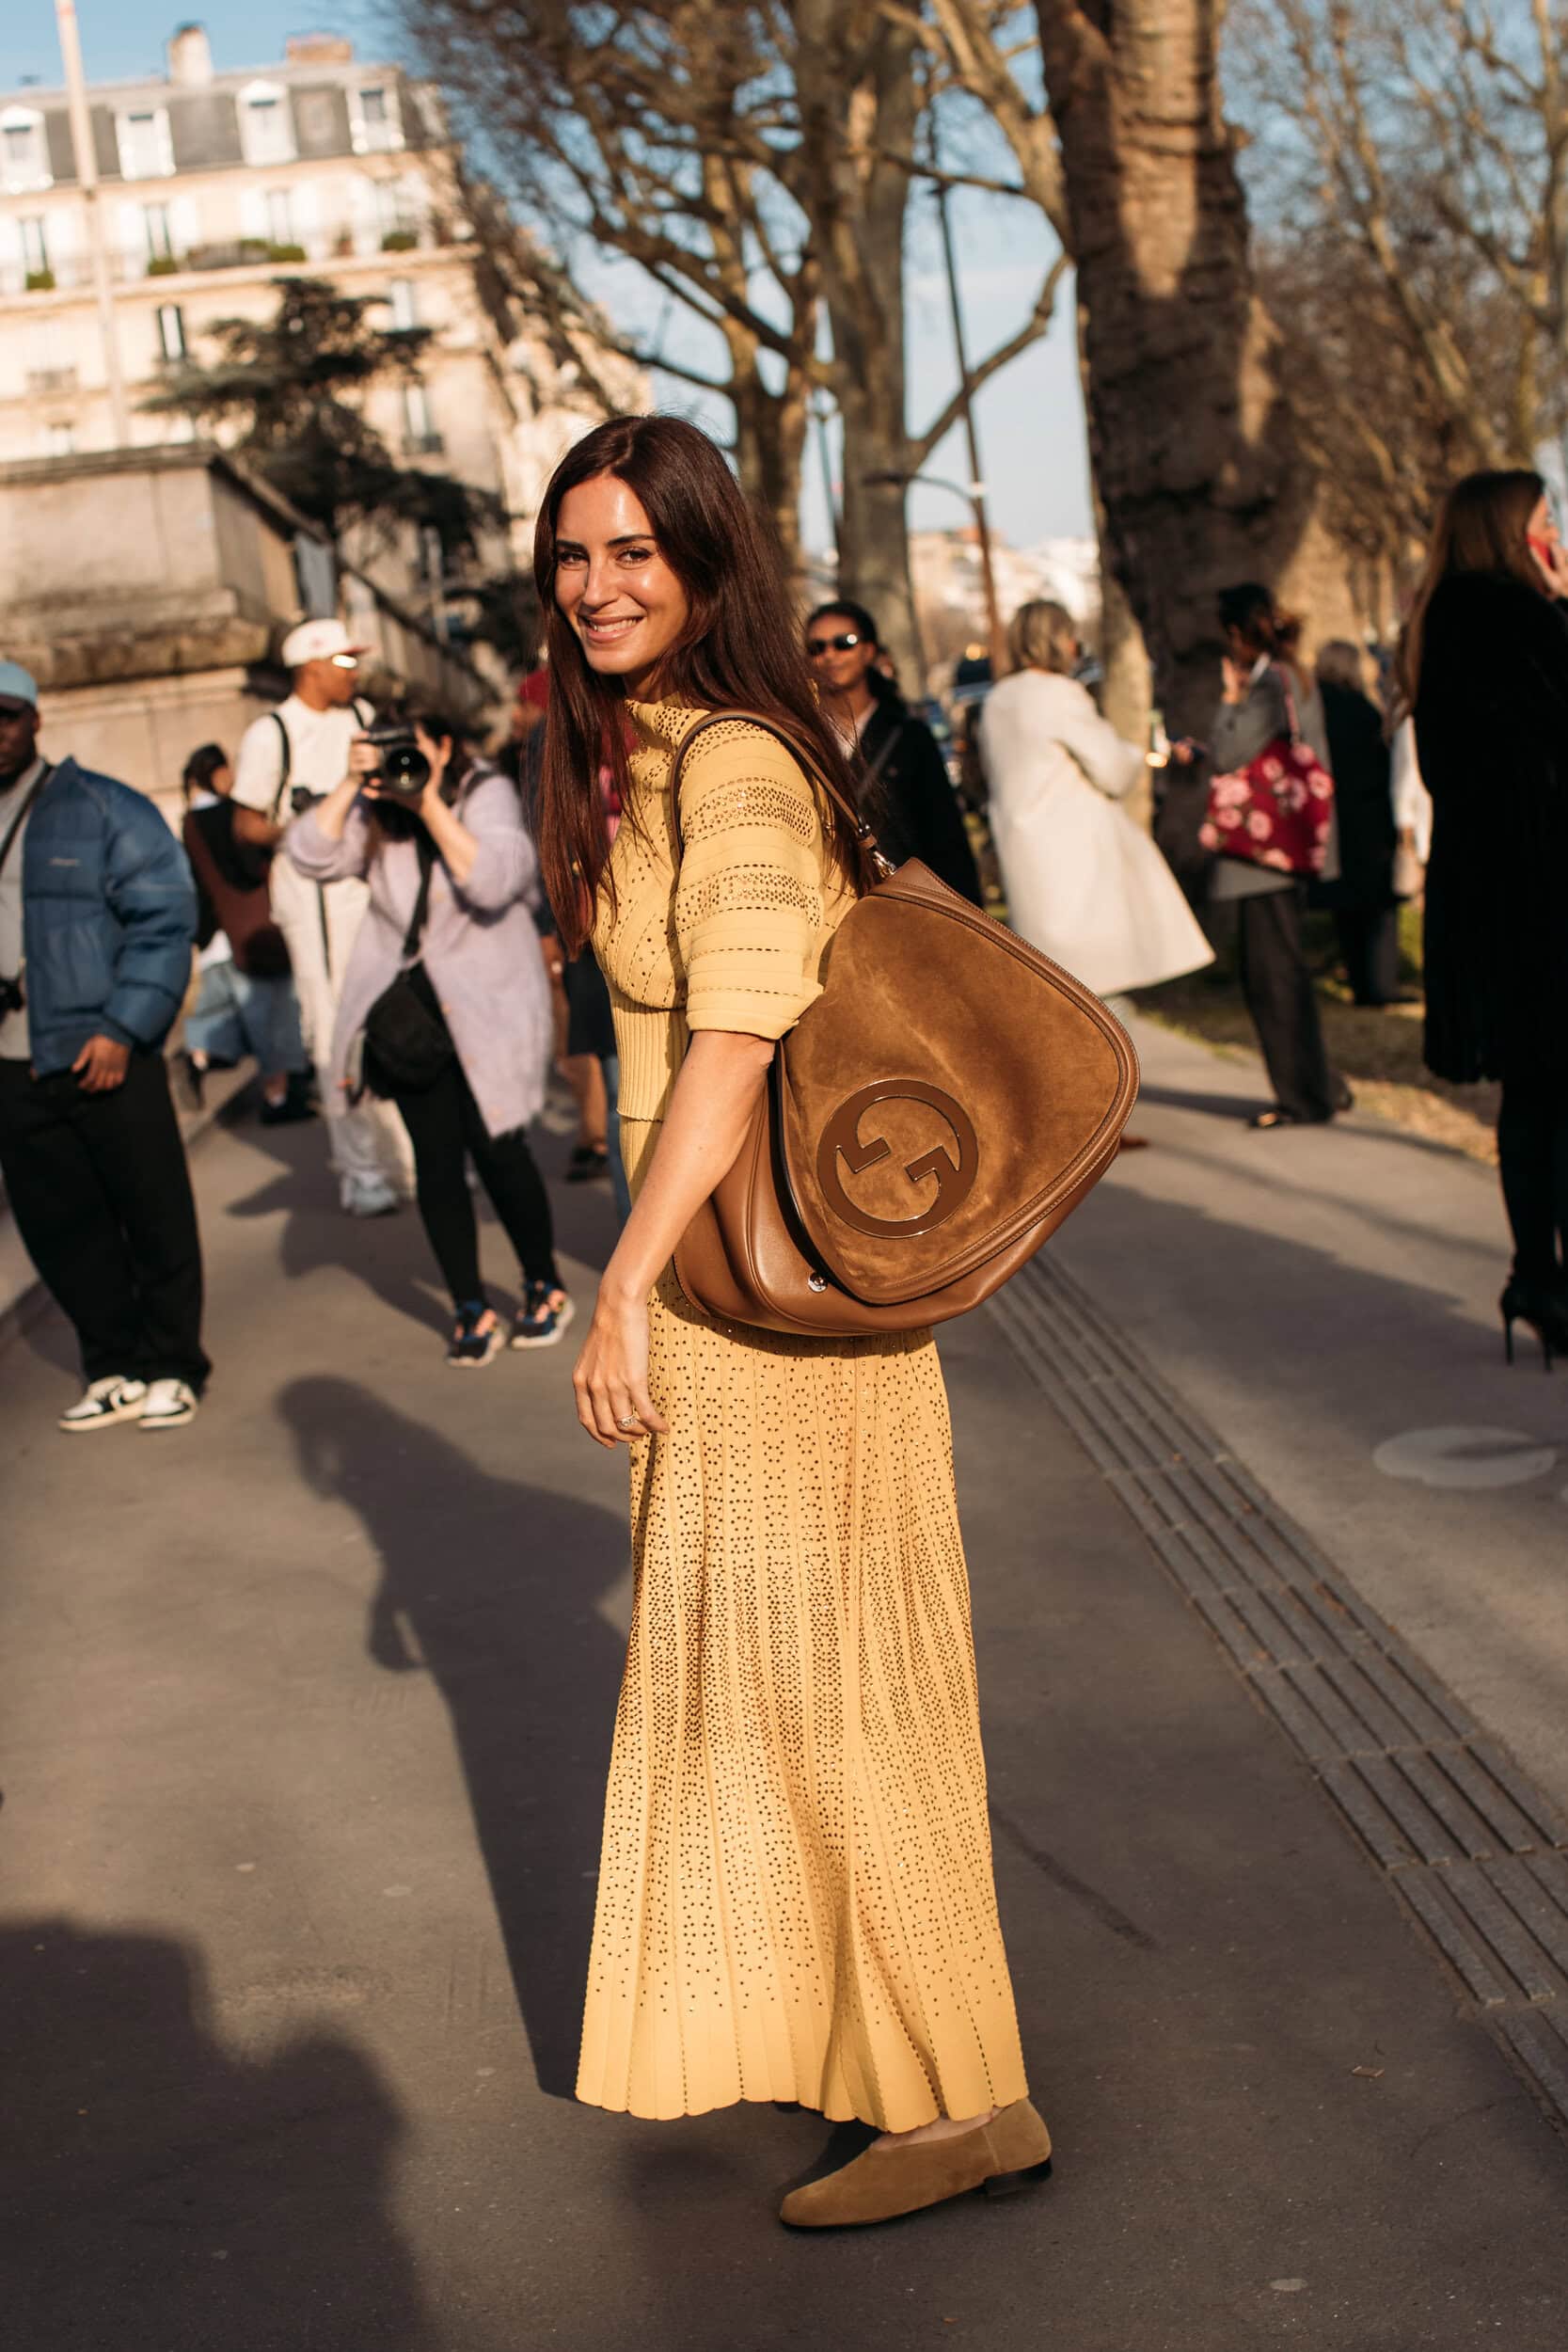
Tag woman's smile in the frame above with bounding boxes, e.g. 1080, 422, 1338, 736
553, 473, 690, 695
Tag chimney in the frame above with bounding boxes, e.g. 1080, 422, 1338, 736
166, 23, 214, 86
285, 34, 356, 66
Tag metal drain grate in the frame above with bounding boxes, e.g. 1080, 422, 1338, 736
990, 1254, 1568, 2130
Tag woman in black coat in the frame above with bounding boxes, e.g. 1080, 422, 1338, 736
1405, 467, 1568, 1361
804, 599, 984, 905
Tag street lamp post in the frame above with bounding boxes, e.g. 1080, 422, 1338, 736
928, 113, 1006, 682
55, 0, 130, 447
863, 467, 1005, 685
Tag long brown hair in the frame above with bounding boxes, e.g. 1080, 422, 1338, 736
1398, 467, 1546, 711
532, 414, 873, 952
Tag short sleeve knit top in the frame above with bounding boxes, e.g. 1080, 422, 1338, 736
594, 700, 856, 1123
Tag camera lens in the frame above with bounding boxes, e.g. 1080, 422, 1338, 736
383, 743, 431, 794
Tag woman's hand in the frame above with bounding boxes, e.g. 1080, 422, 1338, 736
563, 1028, 775, 1449
572, 1279, 670, 1449
413, 723, 453, 824
1530, 531, 1568, 598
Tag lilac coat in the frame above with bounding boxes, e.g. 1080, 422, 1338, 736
286, 764, 553, 1139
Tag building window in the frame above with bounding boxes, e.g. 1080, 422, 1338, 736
265, 187, 294, 247
143, 203, 174, 261
156, 303, 186, 361
400, 379, 439, 453
374, 180, 417, 246
20, 215, 49, 278
240, 85, 296, 167
387, 277, 418, 330
43, 421, 76, 456
117, 106, 173, 181
353, 84, 403, 154
1, 108, 51, 193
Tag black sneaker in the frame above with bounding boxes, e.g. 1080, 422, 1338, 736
511, 1283, 576, 1349
448, 1303, 502, 1368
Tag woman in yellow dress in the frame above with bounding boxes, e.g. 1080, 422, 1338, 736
533, 415, 1049, 2228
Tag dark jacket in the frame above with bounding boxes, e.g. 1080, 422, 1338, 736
22, 757, 197, 1076
858, 699, 984, 906
1316, 682, 1395, 913
182, 797, 260, 950
1414, 570, 1568, 1084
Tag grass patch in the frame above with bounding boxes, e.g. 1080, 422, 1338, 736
1133, 908, 1499, 1166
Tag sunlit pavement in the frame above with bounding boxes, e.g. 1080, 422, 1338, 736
1, 1071, 1564, 2350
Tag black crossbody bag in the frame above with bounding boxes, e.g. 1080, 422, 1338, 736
361, 838, 455, 1094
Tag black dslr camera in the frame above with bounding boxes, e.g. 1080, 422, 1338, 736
0, 972, 24, 1020
360, 721, 431, 805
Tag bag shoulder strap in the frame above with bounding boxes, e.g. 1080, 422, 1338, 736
401, 835, 437, 963
667, 707, 887, 872
266, 710, 293, 820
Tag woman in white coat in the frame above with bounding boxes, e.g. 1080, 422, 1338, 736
978, 601, 1212, 998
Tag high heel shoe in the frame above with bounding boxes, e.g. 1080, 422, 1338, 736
1500, 1278, 1568, 1370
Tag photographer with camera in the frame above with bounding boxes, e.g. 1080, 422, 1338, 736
285, 703, 569, 1365
0, 660, 209, 1434
230, 620, 413, 1217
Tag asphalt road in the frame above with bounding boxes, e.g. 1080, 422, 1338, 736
1, 1087, 1564, 2350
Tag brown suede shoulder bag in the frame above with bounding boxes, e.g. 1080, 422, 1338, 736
670, 709, 1139, 1337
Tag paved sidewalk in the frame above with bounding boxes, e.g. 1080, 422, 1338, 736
1058, 1014, 1568, 1816
1, 1098, 1565, 2349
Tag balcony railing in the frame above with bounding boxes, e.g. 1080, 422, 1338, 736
25, 366, 79, 395
0, 223, 455, 299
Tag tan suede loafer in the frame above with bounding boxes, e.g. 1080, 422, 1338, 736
779, 2099, 1052, 2229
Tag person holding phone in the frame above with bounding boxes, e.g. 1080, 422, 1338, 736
0, 660, 209, 1433
1403, 469, 1568, 1363
286, 705, 568, 1365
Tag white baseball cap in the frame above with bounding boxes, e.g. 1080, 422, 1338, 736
280, 617, 369, 669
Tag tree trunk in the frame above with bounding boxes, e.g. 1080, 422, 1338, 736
790, 2, 924, 682
1037, 0, 1357, 741
723, 329, 809, 583
1079, 301, 1152, 789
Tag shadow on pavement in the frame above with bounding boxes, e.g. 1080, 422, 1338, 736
0, 1918, 436, 2349
279, 1377, 627, 2103
221, 1102, 617, 1337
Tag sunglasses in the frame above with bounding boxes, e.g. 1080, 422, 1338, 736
806, 631, 863, 657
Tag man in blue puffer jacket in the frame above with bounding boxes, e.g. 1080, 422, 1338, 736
0, 660, 210, 1433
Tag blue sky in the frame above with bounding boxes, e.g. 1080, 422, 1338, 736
8, 1, 1093, 552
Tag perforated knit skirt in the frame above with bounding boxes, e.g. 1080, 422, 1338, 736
575, 1120, 1028, 2131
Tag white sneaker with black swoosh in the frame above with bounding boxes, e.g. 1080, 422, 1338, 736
138, 1378, 199, 1432
58, 1375, 148, 1433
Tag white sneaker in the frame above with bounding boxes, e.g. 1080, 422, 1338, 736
138, 1377, 198, 1432
341, 1173, 400, 1218
58, 1375, 147, 1434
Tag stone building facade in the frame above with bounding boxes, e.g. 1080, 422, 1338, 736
0, 24, 636, 562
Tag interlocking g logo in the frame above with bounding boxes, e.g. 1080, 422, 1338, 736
816, 1081, 979, 1238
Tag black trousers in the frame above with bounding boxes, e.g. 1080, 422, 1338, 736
1497, 1075, 1568, 1285
0, 1051, 209, 1389
388, 1055, 561, 1311
1235, 884, 1338, 1122
1333, 906, 1401, 1007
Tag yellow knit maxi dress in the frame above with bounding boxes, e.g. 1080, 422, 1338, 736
576, 701, 1028, 2131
